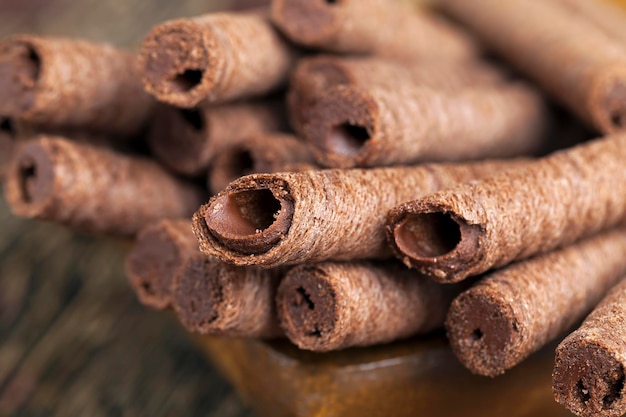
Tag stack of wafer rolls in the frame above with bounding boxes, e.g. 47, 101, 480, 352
8, 1, 626, 414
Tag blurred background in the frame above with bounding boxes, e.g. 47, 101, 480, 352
0, 1, 256, 416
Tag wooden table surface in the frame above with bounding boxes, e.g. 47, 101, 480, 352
0, 1, 254, 415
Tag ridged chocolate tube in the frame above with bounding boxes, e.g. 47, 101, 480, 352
193, 159, 525, 268
207, 133, 314, 194
305, 83, 548, 168
0, 35, 153, 137
552, 0, 626, 44
271, 0, 478, 59
446, 229, 626, 377
387, 134, 626, 283
172, 254, 282, 338
140, 11, 298, 107
553, 278, 626, 417
277, 261, 466, 352
125, 219, 200, 310
4, 136, 206, 236
147, 101, 286, 176
288, 55, 505, 135
438, 0, 626, 133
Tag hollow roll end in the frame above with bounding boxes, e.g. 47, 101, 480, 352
125, 224, 186, 310
271, 0, 340, 47
388, 203, 481, 283
277, 266, 339, 351
197, 175, 294, 261
4, 138, 55, 218
305, 85, 377, 168
554, 338, 626, 417
140, 20, 217, 108
0, 38, 41, 116
445, 288, 522, 377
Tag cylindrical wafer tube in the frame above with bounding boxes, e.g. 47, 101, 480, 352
553, 278, 626, 417
438, 0, 626, 133
287, 55, 506, 135
551, 0, 626, 44
172, 254, 282, 338
304, 82, 548, 168
207, 133, 315, 194
387, 134, 626, 283
0, 35, 153, 136
140, 11, 298, 108
147, 101, 286, 176
277, 261, 467, 352
271, 0, 478, 59
125, 219, 200, 310
193, 159, 525, 268
446, 229, 626, 377
4, 136, 207, 236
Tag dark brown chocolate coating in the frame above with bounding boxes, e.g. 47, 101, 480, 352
446, 229, 626, 377
193, 159, 526, 268
439, 0, 626, 133
553, 278, 626, 417
147, 101, 287, 177
0, 36, 153, 137
288, 54, 506, 136
140, 11, 298, 107
271, 0, 478, 59
277, 261, 465, 352
207, 133, 314, 194
125, 219, 200, 310
172, 254, 283, 338
4, 136, 207, 236
387, 133, 626, 283
304, 82, 548, 168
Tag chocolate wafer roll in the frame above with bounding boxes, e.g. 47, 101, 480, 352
446, 229, 626, 377
387, 134, 626, 283
208, 133, 315, 194
0, 116, 20, 179
4, 136, 206, 236
305, 82, 547, 168
193, 159, 525, 268
552, 0, 626, 44
288, 55, 506, 135
126, 219, 200, 310
438, 0, 626, 133
0, 35, 153, 137
271, 0, 478, 59
172, 254, 282, 338
553, 278, 626, 417
147, 101, 286, 177
277, 261, 466, 352
140, 11, 298, 108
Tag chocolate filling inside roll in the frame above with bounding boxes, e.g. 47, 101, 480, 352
126, 227, 188, 309
141, 21, 213, 105
279, 266, 337, 341
392, 212, 481, 273
205, 184, 294, 254
12, 142, 54, 210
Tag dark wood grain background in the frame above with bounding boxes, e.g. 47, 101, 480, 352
0, 1, 254, 415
